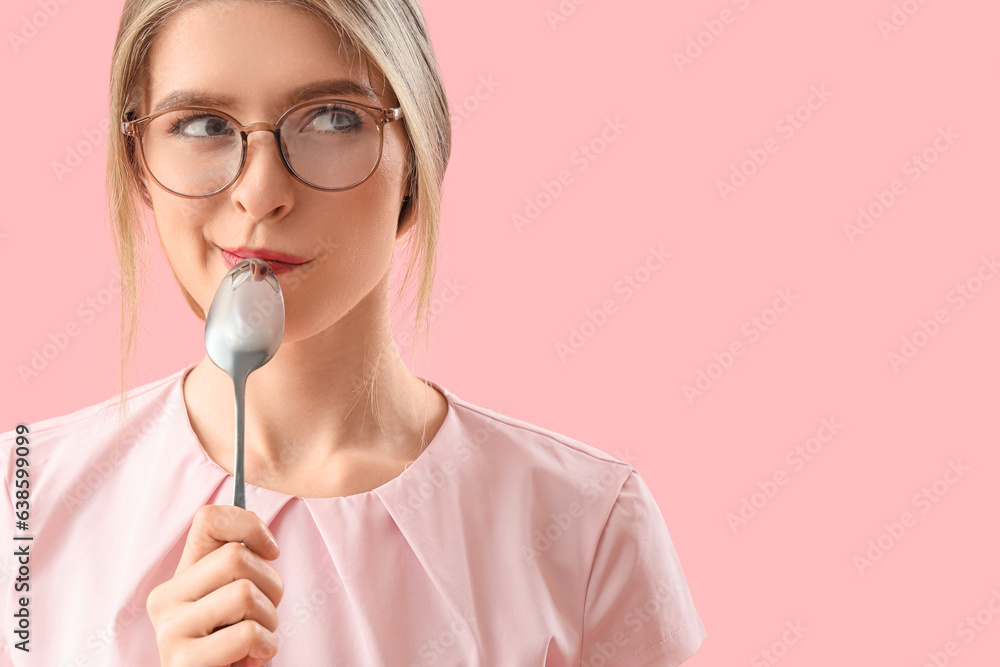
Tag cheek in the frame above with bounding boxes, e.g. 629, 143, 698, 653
272, 208, 394, 335
153, 204, 208, 257
151, 202, 216, 302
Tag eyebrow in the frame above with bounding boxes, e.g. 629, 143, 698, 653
150, 78, 381, 115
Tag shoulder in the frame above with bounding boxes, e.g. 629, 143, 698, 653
439, 385, 637, 500
0, 367, 189, 521
0, 367, 199, 662
418, 383, 645, 565
1, 367, 184, 447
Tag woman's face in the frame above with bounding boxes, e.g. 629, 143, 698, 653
139, 1, 410, 343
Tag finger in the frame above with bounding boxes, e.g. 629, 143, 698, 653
176, 505, 279, 576
171, 578, 280, 640
174, 541, 284, 611
178, 619, 278, 667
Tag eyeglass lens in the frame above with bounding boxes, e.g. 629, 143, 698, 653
139, 101, 382, 195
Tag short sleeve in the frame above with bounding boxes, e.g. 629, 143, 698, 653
579, 468, 707, 666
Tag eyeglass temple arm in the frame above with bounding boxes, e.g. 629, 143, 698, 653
121, 110, 141, 136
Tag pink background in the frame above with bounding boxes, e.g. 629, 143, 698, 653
3, 0, 1000, 664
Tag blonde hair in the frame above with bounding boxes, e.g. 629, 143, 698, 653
104, 0, 451, 431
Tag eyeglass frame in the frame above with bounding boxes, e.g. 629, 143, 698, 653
120, 98, 405, 198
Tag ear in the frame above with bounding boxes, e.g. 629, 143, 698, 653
396, 194, 414, 238
395, 151, 417, 238
126, 136, 152, 200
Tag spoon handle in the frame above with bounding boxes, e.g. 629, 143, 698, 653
233, 370, 248, 509
229, 372, 267, 666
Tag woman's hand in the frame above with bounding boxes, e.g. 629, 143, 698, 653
146, 504, 284, 667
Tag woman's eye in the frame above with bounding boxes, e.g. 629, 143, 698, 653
309, 109, 361, 133
171, 115, 232, 138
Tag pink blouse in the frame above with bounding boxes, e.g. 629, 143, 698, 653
2, 362, 706, 666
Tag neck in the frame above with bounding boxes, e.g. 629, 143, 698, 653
182, 268, 440, 487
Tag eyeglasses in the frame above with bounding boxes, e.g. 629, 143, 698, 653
120, 98, 404, 198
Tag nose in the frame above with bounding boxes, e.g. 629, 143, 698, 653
241, 124, 290, 175
228, 125, 296, 217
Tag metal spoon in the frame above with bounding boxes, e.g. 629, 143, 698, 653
204, 257, 285, 509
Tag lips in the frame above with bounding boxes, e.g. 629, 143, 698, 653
220, 246, 310, 274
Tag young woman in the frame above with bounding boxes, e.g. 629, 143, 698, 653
0, 1, 707, 665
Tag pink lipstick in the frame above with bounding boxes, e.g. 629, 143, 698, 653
220, 246, 310, 274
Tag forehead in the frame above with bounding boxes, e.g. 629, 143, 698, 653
143, 1, 391, 116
